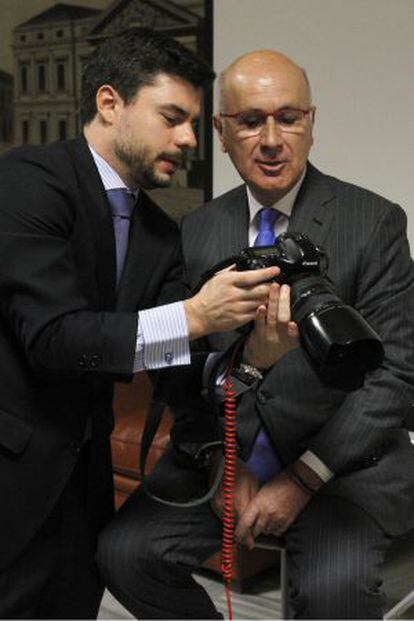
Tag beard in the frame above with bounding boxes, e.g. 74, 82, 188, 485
114, 140, 183, 189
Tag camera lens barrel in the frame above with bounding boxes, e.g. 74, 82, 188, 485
292, 277, 384, 387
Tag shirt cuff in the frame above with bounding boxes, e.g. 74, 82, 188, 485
133, 301, 191, 371
299, 450, 334, 483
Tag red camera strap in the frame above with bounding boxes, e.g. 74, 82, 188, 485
221, 341, 245, 620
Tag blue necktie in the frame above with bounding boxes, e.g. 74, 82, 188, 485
254, 207, 279, 246
246, 207, 282, 484
106, 188, 135, 287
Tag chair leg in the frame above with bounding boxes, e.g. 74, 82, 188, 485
254, 538, 289, 618
384, 591, 414, 620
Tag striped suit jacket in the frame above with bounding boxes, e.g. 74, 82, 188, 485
180, 163, 414, 536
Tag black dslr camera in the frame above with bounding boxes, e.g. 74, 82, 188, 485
198, 232, 384, 388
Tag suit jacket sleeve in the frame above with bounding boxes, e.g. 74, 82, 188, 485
306, 202, 414, 473
0, 151, 137, 378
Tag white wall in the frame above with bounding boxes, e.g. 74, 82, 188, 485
213, 0, 414, 248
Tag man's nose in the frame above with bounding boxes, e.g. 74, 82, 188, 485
176, 123, 197, 150
260, 117, 283, 149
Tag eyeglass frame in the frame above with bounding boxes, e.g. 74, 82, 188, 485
218, 106, 316, 136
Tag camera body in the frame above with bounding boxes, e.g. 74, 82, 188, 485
202, 232, 384, 389
235, 232, 327, 281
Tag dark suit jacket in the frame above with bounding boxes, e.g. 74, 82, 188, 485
0, 135, 185, 571
180, 163, 414, 536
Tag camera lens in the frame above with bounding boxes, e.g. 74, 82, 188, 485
291, 277, 384, 388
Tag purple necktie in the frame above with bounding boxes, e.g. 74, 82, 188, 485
246, 207, 282, 484
106, 188, 135, 287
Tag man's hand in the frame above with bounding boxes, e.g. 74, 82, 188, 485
235, 471, 311, 549
184, 266, 279, 340
210, 457, 260, 529
243, 282, 300, 370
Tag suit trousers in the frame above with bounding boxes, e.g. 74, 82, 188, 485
97, 449, 393, 619
0, 444, 104, 619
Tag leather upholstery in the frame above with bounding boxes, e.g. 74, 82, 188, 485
112, 373, 173, 504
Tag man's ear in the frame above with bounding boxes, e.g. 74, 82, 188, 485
95, 85, 123, 125
309, 106, 316, 148
213, 114, 228, 153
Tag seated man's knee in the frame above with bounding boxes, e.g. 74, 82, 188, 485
96, 514, 151, 592
290, 565, 385, 619
96, 502, 185, 594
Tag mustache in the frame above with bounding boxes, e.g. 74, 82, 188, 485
157, 151, 186, 166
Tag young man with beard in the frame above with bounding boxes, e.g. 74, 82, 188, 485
0, 31, 277, 619
97, 50, 414, 619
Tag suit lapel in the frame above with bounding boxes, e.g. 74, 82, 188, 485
288, 163, 336, 248
219, 185, 250, 260
210, 186, 250, 351
68, 136, 117, 310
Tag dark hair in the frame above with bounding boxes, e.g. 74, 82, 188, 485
80, 27, 215, 124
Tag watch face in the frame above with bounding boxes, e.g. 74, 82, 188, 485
232, 363, 262, 386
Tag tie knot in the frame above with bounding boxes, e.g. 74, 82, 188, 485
106, 188, 135, 219
258, 207, 280, 231
254, 207, 281, 247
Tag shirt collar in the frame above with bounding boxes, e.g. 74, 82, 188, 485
246, 166, 307, 224
88, 145, 140, 201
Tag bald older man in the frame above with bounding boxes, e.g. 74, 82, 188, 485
97, 50, 414, 619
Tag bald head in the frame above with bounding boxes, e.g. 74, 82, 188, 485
214, 49, 315, 206
219, 50, 311, 111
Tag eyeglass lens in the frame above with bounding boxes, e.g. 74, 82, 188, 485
235, 109, 308, 135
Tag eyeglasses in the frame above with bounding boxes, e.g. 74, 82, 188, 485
219, 106, 315, 138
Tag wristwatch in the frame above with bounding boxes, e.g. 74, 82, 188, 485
232, 362, 264, 386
